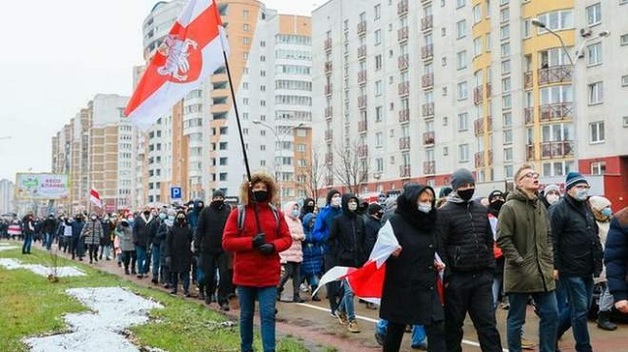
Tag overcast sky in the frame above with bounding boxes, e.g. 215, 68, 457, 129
0, 0, 315, 182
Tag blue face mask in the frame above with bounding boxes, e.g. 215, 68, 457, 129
601, 207, 612, 217
291, 209, 300, 218
167, 215, 175, 222
158, 213, 166, 220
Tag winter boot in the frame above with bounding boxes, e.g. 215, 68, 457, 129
597, 311, 618, 331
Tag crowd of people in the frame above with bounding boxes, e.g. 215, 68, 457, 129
2, 166, 627, 352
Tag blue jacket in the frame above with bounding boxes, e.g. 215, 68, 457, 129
311, 205, 341, 254
604, 208, 628, 302
71, 220, 85, 238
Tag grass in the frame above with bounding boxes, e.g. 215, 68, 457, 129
0, 244, 313, 352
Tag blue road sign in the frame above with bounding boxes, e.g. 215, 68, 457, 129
170, 186, 182, 200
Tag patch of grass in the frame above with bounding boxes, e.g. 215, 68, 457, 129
0, 245, 317, 352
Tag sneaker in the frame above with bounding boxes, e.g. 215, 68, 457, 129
184, 292, 190, 298
374, 332, 385, 346
521, 338, 536, 350
169, 290, 177, 296
311, 295, 321, 302
347, 320, 360, 333
337, 311, 348, 326
151, 277, 159, 285
329, 311, 337, 318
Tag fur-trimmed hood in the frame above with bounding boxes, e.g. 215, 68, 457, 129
239, 171, 279, 205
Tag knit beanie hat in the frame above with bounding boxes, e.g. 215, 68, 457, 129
589, 196, 611, 212
368, 203, 383, 215
544, 184, 561, 195
565, 172, 588, 191
438, 186, 453, 198
488, 190, 505, 203
451, 168, 475, 190
212, 189, 225, 199
326, 189, 340, 205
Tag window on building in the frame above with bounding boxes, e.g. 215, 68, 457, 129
473, 5, 482, 24
457, 81, 468, 101
536, 10, 574, 34
587, 42, 602, 66
500, 24, 510, 40
375, 54, 382, 71
456, 0, 466, 9
243, 23, 250, 32
621, 34, 628, 46
456, 20, 467, 39
457, 50, 467, 70
243, 9, 249, 19
376, 106, 383, 122
374, 4, 381, 20
591, 161, 606, 175
473, 37, 482, 57
376, 157, 384, 172
500, 42, 510, 57
523, 18, 531, 38
375, 29, 382, 45
504, 147, 513, 162
502, 77, 511, 93
503, 129, 513, 144
585, 3, 602, 26
590, 121, 605, 143
500, 7, 509, 23
588, 82, 604, 104
622, 75, 628, 87
458, 113, 469, 131
458, 144, 470, 162
375, 80, 383, 96
375, 132, 383, 147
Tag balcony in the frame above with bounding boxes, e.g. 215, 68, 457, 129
474, 152, 486, 168
358, 70, 367, 85
421, 44, 434, 60
422, 73, 434, 88
357, 45, 367, 59
538, 65, 572, 85
324, 61, 332, 75
358, 119, 368, 133
398, 81, 410, 96
541, 141, 574, 159
526, 144, 535, 161
398, 26, 409, 42
399, 136, 411, 150
524, 107, 534, 124
474, 118, 484, 136
398, 0, 408, 16
473, 85, 484, 105
324, 84, 332, 96
524, 71, 533, 89
423, 131, 435, 145
358, 145, 369, 158
421, 15, 433, 31
398, 54, 409, 71
422, 102, 434, 117
486, 83, 492, 98
399, 109, 410, 123
324, 37, 332, 52
325, 152, 333, 164
324, 106, 333, 119
539, 102, 573, 122
358, 95, 367, 109
423, 161, 435, 175
324, 129, 333, 141
357, 21, 367, 36
400, 164, 411, 178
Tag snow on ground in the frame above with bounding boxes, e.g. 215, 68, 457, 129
0, 258, 85, 277
0, 244, 18, 251
24, 287, 164, 352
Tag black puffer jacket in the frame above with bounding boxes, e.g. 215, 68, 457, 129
195, 201, 231, 254
329, 194, 368, 267
436, 195, 495, 273
549, 194, 602, 277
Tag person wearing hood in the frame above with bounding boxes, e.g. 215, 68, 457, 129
278, 201, 306, 303
301, 209, 323, 301
436, 168, 502, 352
195, 190, 232, 309
312, 189, 343, 316
299, 198, 316, 221
99, 214, 114, 261
41, 214, 58, 251
158, 209, 176, 287
486, 190, 507, 310
71, 214, 86, 260
604, 207, 628, 322
80, 213, 104, 264
588, 196, 617, 331
133, 206, 158, 279
329, 193, 368, 333
115, 216, 136, 275
187, 199, 204, 232
550, 172, 603, 352
165, 210, 194, 297
149, 209, 169, 285
222, 171, 292, 352
379, 184, 445, 352
497, 165, 558, 352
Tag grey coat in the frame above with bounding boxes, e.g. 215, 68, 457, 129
115, 223, 135, 252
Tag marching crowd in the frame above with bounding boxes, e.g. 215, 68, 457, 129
2, 165, 628, 352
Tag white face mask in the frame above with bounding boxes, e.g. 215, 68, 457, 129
574, 189, 589, 201
546, 194, 559, 205
347, 202, 358, 211
331, 197, 342, 207
417, 202, 432, 213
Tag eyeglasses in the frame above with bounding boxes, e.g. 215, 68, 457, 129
519, 172, 540, 181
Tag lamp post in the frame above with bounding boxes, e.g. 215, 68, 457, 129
530, 19, 610, 171
252, 120, 304, 205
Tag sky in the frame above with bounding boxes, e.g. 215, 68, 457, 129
0, 0, 315, 182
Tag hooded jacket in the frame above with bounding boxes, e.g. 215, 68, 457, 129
187, 200, 204, 231
604, 207, 628, 302
328, 194, 368, 267
299, 197, 315, 221
279, 201, 305, 263
81, 216, 104, 246
195, 200, 231, 254
497, 188, 555, 293
133, 212, 157, 247
311, 189, 342, 252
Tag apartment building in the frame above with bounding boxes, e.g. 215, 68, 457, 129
312, 0, 628, 207
0, 179, 14, 214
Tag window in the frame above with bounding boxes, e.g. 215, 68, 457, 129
503, 129, 513, 144
502, 94, 511, 109
242, 37, 250, 45
585, 3, 602, 26
243, 23, 250, 32
500, 7, 509, 23
542, 161, 576, 177
591, 161, 606, 175
375, 132, 383, 147
457, 50, 467, 70
243, 9, 249, 19
502, 77, 511, 93
504, 147, 513, 162
458, 113, 469, 131
622, 75, 628, 87
473, 5, 482, 24
458, 144, 470, 162
219, 173, 228, 181
523, 19, 531, 38
504, 165, 514, 178
473, 38, 482, 57
375, 80, 383, 96
500, 24, 510, 40
588, 82, 604, 105
503, 112, 512, 127
540, 85, 573, 104
590, 121, 605, 143
621, 34, 628, 46
456, 20, 467, 39
375, 29, 382, 45
375, 106, 383, 122
457, 81, 468, 100
375, 54, 382, 70
500, 42, 510, 57
536, 10, 574, 34
501, 60, 511, 75
456, 0, 466, 9
587, 42, 602, 66
376, 158, 384, 172
624, 116, 628, 127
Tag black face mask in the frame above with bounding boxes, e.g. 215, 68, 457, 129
252, 190, 269, 202
177, 217, 186, 223
211, 200, 224, 208
143, 211, 150, 216
489, 200, 504, 213
458, 188, 475, 202
121, 222, 129, 227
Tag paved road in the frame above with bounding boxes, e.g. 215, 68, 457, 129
35, 242, 628, 352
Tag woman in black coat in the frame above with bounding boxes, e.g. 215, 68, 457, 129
165, 211, 194, 297
380, 184, 445, 352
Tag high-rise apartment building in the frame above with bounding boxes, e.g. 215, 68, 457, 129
312, 0, 628, 208
0, 179, 14, 214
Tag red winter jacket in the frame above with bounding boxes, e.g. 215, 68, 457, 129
222, 202, 292, 287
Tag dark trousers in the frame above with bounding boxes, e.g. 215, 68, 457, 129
445, 270, 502, 352
87, 244, 99, 262
278, 262, 302, 300
122, 250, 137, 273
324, 254, 341, 313
384, 320, 446, 352
201, 252, 230, 303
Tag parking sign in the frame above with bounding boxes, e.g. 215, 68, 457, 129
170, 186, 182, 200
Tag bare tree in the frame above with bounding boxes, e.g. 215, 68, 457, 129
332, 140, 370, 195
300, 146, 325, 203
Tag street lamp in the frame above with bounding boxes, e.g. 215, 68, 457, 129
252, 120, 305, 204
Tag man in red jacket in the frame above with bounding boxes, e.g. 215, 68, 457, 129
222, 172, 292, 352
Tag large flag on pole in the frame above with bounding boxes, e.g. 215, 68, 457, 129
125, 0, 228, 130
90, 188, 102, 208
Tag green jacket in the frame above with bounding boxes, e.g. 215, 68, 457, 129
497, 188, 555, 293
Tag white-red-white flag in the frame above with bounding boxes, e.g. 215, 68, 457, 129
90, 188, 102, 208
125, 0, 228, 130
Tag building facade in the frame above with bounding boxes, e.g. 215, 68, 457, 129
0, 179, 14, 214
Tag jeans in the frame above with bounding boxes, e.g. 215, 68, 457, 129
22, 234, 33, 253
238, 286, 277, 352
556, 279, 571, 339
337, 279, 356, 321
100, 245, 112, 259
491, 273, 504, 309
560, 276, 594, 352
171, 271, 190, 294
507, 291, 558, 352
44, 232, 53, 250
151, 245, 161, 279
376, 320, 427, 346
136, 245, 148, 275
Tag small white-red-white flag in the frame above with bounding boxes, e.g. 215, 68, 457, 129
90, 188, 102, 208
125, 0, 228, 130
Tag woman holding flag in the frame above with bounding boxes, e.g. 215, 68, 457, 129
379, 184, 446, 352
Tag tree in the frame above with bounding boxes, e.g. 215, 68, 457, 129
332, 140, 370, 195
300, 146, 325, 203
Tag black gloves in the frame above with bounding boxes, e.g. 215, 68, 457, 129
252, 233, 266, 248
258, 243, 275, 255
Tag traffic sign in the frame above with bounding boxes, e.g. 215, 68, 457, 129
170, 186, 182, 200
